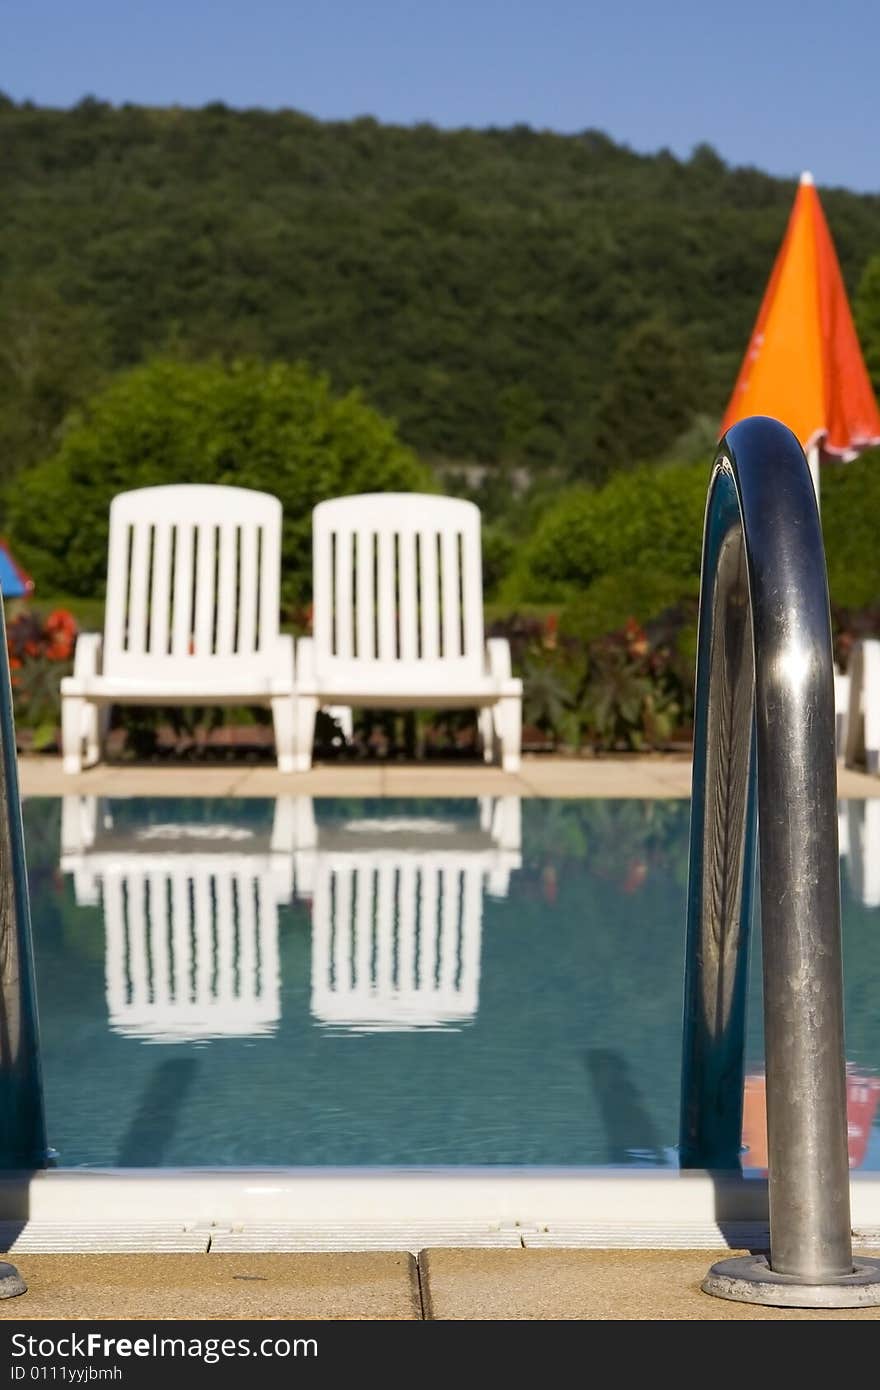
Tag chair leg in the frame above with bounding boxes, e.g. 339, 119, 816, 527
493, 695, 522, 773
271, 696, 297, 774
61, 695, 85, 774
478, 707, 495, 764
293, 696, 319, 772
84, 703, 110, 768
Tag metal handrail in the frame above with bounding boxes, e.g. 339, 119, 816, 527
0, 595, 45, 1171
0, 593, 47, 1298
681, 416, 880, 1307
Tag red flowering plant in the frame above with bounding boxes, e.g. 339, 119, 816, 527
580, 619, 680, 751
492, 594, 697, 753
6, 607, 78, 749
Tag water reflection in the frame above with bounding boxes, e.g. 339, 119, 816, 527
743, 1068, 880, 1172
60, 796, 294, 1042
840, 800, 880, 908
35, 795, 880, 1168
59, 795, 521, 1041
297, 797, 521, 1032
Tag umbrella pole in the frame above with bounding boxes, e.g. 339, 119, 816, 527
807, 443, 821, 510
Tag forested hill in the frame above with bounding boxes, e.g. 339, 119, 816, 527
3, 95, 880, 487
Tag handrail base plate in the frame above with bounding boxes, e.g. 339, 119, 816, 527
703, 1253, 880, 1307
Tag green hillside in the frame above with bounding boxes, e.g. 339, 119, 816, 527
3, 95, 880, 492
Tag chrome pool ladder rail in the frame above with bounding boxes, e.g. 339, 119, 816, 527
680, 415, 880, 1306
0, 593, 46, 1168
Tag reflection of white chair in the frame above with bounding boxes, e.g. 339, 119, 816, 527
841, 799, 880, 908
844, 641, 880, 773
60, 797, 296, 1042
296, 797, 521, 1032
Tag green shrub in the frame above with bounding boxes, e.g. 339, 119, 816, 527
7, 358, 428, 607
506, 448, 880, 627
480, 523, 516, 600
560, 568, 700, 647
508, 459, 708, 603
821, 448, 880, 610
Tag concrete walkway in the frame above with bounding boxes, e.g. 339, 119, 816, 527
17, 755, 880, 799
1, 1248, 879, 1319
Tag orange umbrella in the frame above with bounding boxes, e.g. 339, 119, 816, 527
720, 172, 880, 502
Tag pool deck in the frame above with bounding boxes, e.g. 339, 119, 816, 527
12, 750, 880, 1321
2, 1247, 880, 1320
16, 754, 880, 799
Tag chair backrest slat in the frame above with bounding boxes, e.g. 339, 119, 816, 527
312, 494, 483, 677
397, 529, 419, 662
462, 527, 483, 663
102, 485, 282, 679
441, 528, 461, 659
148, 522, 173, 657
215, 523, 238, 657
418, 529, 440, 662
356, 530, 373, 661
170, 522, 195, 657
127, 522, 151, 657
377, 529, 396, 661
257, 520, 280, 656
193, 522, 217, 659
237, 524, 259, 656
334, 528, 354, 661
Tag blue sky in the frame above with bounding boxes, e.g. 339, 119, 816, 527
3, 0, 879, 192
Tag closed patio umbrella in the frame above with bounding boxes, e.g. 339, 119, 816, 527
719, 171, 880, 505
0, 540, 33, 599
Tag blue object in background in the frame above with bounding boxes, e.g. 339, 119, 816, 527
0, 542, 33, 599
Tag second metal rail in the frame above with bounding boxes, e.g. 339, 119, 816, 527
680, 415, 880, 1306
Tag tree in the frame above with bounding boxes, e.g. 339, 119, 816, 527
855, 254, 880, 390
3, 98, 878, 495
0, 280, 109, 484
590, 318, 706, 478
6, 358, 427, 605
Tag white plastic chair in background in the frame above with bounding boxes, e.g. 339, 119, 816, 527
293, 493, 522, 771
60, 797, 296, 1042
834, 667, 851, 758
60, 484, 297, 772
295, 797, 522, 1031
839, 798, 880, 908
844, 640, 880, 774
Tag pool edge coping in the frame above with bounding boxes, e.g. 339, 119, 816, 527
4, 1168, 880, 1227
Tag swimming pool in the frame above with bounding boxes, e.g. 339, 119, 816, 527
25, 794, 880, 1172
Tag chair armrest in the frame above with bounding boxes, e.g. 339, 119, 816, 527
296, 636, 317, 685
485, 637, 512, 681
73, 632, 103, 681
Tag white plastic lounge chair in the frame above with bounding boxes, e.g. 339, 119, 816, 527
840, 799, 880, 908
834, 667, 851, 758
293, 493, 522, 771
294, 796, 521, 1031
60, 796, 296, 1041
843, 639, 880, 774
60, 484, 296, 772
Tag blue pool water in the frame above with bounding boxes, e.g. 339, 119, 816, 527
24, 795, 880, 1170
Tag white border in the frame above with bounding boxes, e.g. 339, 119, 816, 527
3, 1168, 880, 1228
